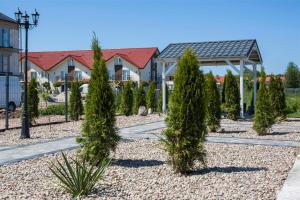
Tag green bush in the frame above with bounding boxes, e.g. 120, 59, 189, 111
133, 82, 146, 114
28, 78, 39, 124
77, 34, 120, 166
253, 69, 274, 135
121, 81, 133, 116
224, 70, 240, 120
39, 104, 65, 116
285, 62, 300, 88
205, 72, 221, 132
69, 81, 84, 121
269, 75, 286, 119
146, 81, 156, 112
162, 49, 207, 173
49, 152, 110, 198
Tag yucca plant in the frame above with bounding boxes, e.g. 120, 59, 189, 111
49, 152, 110, 198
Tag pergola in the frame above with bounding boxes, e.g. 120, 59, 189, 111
157, 39, 263, 117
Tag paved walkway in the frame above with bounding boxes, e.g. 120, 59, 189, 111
0, 120, 300, 166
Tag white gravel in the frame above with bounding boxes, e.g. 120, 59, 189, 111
0, 114, 164, 146
0, 140, 298, 200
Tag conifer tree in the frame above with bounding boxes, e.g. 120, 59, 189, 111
121, 81, 133, 116
253, 69, 274, 135
28, 78, 39, 125
162, 49, 206, 173
205, 72, 221, 132
158, 84, 169, 113
224, 70, 240, 120
69, 80, 83, 120
221, 76, 227, 103
77, 34, 120, 165
269, 75, 286, 119
133, 82, 146, 114
146, 81, 156, 112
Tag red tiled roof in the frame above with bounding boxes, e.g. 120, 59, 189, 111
20, 48, 158, 71
215, 75, 225, 84
259, 76, 285, 82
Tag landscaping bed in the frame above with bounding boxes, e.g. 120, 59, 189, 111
0, 114, 164, 146
0, 139, 298, 199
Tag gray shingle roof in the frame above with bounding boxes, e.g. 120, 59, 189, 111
0, 12, 17, 23
159, 39, 257, 59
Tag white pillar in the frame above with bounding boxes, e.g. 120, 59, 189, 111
240, 60, 244, 118
253, 64, 257, 110
162, 62, 166, 113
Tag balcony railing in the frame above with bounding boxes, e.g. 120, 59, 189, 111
109, 74, 131, 81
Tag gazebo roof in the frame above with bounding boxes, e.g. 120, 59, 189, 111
158, 39, 262, 65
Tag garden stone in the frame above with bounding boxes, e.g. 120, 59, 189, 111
138, 106, 147, 116
148, 108, 153, 114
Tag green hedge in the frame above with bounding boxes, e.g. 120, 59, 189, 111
39, 104, 65, 116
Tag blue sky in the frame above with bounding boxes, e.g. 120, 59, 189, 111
2, 0, 300, 75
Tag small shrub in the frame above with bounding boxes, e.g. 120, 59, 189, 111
253, 69, 274, 135
121, 81, 133, 116
146, 81, 156, 112
269, 75, 286, 119
39, 104, 65, 116
224, 70, 240, 120
133, 82, 146, 114
28, 78, 39, 125
69, 81, 84, 121
205, 72, 221, 132
49, 152, 110, 198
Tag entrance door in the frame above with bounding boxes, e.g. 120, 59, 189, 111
115, 65, 122, 80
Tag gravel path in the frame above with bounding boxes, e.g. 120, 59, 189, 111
0, 114, 164, 146
0, 140, 298, 200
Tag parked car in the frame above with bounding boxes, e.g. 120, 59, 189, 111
0, 76, 22, 111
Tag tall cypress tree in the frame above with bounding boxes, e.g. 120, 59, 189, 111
158, 84, 169, 113
28, 78, 39, 125
205, 72, 221, 132
121, 81, 133, 116
224, 70, 240, 120
69, 81, 83, 121
77, 34, 120, 165
253, 69, 274, 135
146, 81, 156, 112
269, 75, 286, 119
162, 48, 206, 173
221, 75, 227, 103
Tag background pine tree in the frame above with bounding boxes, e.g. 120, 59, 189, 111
69, 81, 83, 120
253, 69, 274, 135
121, 81, 133, 116
162, 48, 207, 173
133, 82, 146, 114
224, 70, 240, 120
146, 81, 156, 112
269, 75, 286, 119
205, 72, 221, 132
158, 84, 169, 113
77, 34, 120, 165
28, 78, 39, 125
221, 76, 227, 103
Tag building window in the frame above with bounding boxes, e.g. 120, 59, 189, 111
31, 71, 37, 79
2, 29, 10, 47
108, 70, 113, 80
114, 57, 122, 65
68, 59, 74, 66
122, 68, 130, 80
0, 55, 10, 72
74, 71, 82, 80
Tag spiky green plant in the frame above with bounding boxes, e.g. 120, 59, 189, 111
28, 78, 39, 125
121, 81, 133, 116
146, 81, 157, 112
77, 33, 120, 165
133, 82, 146, 114
69, 81, 84, 121
205, 72, 221, 132
49, 152, 110, 198
253, 69, 274, 135
224, 70, 240, 120
162, 48, 207, 173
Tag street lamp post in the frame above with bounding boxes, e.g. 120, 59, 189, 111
15, 8, 39, 139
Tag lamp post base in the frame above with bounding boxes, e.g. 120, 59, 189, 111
20, 114, 30, 139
